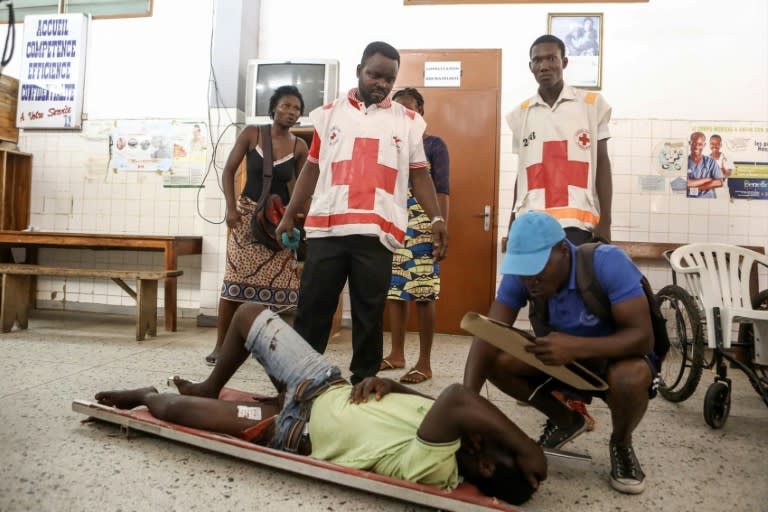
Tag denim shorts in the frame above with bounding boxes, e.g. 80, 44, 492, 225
244, 310, 343, 451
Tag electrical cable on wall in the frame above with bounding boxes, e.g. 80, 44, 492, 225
195, 0, 243, 226
0, 1, 16, 77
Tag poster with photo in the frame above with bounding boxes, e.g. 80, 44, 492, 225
110, 120, 174, 172
163, 122, 208, 188
687, 126, 768, 200
548, 13, 602, 89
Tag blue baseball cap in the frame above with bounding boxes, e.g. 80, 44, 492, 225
501, 211, 565, 276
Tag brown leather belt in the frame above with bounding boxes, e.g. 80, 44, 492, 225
284, 377, 348, 454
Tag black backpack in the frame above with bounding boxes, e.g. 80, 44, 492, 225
528, 242, 670, 362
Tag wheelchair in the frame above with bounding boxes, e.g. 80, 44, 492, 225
655, 249, 707, 403
657, 244, 768, 429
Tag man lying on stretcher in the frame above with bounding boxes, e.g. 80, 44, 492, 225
95, 303, 546, 506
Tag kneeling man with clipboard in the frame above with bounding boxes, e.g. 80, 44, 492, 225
462, 211, 660, 495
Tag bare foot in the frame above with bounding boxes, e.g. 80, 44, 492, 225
95, 387, 158, 409
170, 376, 219, 398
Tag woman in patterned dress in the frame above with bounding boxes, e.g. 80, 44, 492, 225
205, 86, 308, 365
382, 88, 450, 383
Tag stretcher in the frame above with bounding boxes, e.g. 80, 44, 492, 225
73, 388, 519, 511
73, 388, 589, 511
460, 312, 609, 391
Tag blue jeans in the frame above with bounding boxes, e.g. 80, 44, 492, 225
243, 310, 343, 451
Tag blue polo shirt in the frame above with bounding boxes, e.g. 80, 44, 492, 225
496, 241, 644, 337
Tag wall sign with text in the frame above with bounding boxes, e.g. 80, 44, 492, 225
16, 14, 89, 129
423, 61, 461, 87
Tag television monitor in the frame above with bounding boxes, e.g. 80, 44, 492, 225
244, 58, 340, 128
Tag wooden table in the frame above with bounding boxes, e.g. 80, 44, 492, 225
0, 231, 202, 331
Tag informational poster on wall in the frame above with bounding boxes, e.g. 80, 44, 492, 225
687, 125, 768, 201
16, 14, 89, 129
729, 162, 768, 200
109, 120, 207, 187
163, 122, 208, 188
110, 120, 174, 172
653, 125, 768, 200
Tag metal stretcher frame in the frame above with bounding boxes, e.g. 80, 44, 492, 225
71, 398, 524, 512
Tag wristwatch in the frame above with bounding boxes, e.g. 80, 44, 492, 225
430, 216, 446, 226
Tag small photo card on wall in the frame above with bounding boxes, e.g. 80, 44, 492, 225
16, 14, 89, 129
638, 175, 666, 193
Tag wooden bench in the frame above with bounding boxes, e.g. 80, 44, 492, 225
0, 264, 183, 341
0, 231, 203, 332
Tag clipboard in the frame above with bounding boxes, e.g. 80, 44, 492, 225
460, 312, 609, 391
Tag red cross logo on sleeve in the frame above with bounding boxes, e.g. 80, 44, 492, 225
576, 129, 591, 149
331, 137, 398, 210
526, 140, 589, 207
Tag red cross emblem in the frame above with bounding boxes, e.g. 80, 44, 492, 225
526, 140, 589, 208
576, 129, 591, 149
331, 137, 398, 210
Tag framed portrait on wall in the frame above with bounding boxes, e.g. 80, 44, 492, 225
548, 13, 603, 89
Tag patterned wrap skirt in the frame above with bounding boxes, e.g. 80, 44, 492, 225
388, 190, 440, 302
221, 196, 300, 310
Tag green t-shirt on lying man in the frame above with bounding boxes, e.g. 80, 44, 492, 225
308, 384, 460, 489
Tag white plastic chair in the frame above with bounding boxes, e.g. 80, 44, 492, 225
669, 243, 768, 427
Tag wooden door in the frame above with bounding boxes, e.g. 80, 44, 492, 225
388, 49, 501, 335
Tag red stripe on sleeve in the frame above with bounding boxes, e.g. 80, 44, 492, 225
308, 129, 321, 160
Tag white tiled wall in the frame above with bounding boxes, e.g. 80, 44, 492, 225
17, 120, 206, 314
14, 115, 768, 320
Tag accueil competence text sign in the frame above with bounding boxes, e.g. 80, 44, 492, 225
17, 14, 89, 129
423, 61, 461, 87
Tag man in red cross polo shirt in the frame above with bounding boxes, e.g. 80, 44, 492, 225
506, 34, 613, 245
277, 41, 447, 385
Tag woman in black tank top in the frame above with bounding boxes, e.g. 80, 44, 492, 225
206, 86, 309, 365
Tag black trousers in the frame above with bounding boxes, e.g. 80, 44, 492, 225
293, 235, 393, 384
564, 227, 594, 246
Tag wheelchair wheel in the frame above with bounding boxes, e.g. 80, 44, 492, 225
656, 285, 705, 402
736, 289, 768, 396
703, 380, 731, 429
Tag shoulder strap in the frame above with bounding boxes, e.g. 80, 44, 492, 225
575, 242, 612, 322
528, 295, 550, 337
257, 124, 274, 207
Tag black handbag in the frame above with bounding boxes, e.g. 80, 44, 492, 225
250, 125, 285, 252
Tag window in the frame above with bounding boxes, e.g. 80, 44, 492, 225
5, 0, 152, 23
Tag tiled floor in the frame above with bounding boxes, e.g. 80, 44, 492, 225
1, 310, 766, 512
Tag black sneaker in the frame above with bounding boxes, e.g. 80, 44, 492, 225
537, 414, 587, 449
609, 440, 646, 494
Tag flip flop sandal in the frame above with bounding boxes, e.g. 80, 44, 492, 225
379, 358, 404, 371
399, 368, 432, 384
205, 353, 217, 367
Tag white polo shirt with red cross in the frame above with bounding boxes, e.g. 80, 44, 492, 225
305, 89, 428, 251
506, 85, 612, 231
